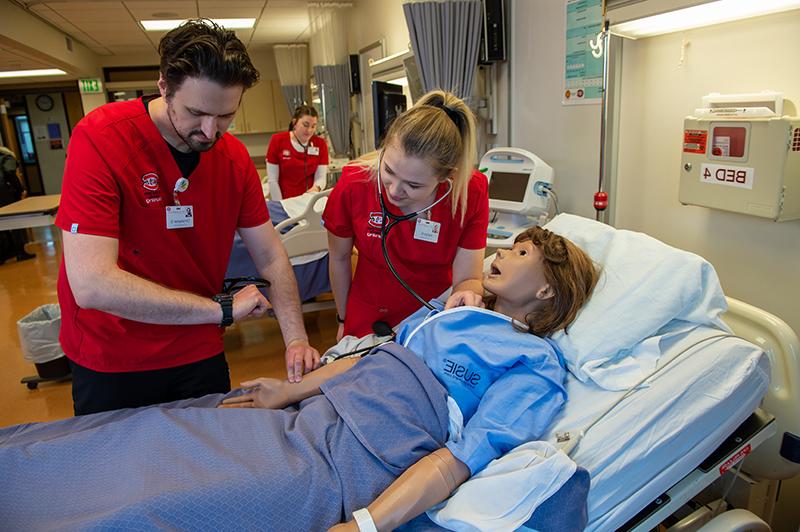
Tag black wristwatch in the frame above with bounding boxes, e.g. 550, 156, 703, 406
212, 293, 234, 327
336, 313, 345, 324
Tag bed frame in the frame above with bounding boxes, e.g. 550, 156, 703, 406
623, 297, 800, 531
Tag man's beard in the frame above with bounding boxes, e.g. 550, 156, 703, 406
166, 103, 222, 152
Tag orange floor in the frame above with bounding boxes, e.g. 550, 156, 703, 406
0, 226, 338, 427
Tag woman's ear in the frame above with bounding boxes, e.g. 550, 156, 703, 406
536, 284, 555, 301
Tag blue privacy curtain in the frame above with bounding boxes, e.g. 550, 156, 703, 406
273, 44, 310, 114
403, 0, 483, 103
309, 5, 351, 156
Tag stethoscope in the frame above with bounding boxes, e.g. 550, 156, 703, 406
376, 150, 453, 311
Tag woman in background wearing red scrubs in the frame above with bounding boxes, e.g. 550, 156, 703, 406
322, 90, 489, 340
266, 105, 329, 200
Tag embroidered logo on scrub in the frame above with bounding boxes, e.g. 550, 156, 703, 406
141, 172, 163, 205
368, 211, 383, 228
443, 358, 481, 388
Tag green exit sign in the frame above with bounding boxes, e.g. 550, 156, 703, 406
78, 78, 103, 94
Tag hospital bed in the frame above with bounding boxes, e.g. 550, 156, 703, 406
225, 190, 334, 312
357, 214, 799, 531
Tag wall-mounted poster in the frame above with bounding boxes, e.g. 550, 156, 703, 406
564, 0, 603, 105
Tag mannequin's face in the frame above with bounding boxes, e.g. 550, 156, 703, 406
485, 241, 553, 306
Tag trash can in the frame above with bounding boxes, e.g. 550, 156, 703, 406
17, 304, 70, 379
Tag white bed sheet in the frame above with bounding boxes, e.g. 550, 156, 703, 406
541, 326, 770, 531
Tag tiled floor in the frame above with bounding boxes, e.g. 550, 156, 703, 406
0, 226, 338, 428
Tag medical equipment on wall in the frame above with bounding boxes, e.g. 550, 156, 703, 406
481, 147, 555, 248
679, 91, 800, 221
377, 150, 453, 311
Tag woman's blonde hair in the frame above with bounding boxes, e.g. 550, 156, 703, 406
355, 90, 477, 221
485, 227, 599, 337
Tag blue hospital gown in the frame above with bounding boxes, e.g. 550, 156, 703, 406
396, 301, 568, 474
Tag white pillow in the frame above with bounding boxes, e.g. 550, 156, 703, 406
542, 214, 729, 389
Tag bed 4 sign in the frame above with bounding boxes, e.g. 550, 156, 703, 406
700, 163, 755, 190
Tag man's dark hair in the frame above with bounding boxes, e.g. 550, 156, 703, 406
158, 19, 260, 97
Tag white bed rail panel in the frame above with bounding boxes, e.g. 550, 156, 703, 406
723, 297, 800, 480
275, 190, 331, 257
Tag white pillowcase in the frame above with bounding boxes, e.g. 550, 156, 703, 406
543, 214, 729, 390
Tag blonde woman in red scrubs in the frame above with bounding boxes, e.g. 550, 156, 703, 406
322, 90, 489, 340
266, 105, 329, 200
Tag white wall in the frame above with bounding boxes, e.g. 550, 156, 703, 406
509, 0, 602, 219
614, 11, 800, 334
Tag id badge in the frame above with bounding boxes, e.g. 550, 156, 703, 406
308, 146, 320, 156
414, 218, 441, 243
166, 205, 194, 229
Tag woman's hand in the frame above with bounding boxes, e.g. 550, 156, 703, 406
445, 290, 485, 310
308, 185, 322, 193
217, 378, 289, 409
336, 322, 345, 342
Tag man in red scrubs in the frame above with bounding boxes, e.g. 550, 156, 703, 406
56, 20, 318, 415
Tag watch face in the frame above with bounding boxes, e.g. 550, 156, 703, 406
35, 94, 54, 112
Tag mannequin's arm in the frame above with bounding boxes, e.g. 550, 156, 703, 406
330, 447, 470, 531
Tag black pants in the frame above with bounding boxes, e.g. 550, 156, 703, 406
68, 353, 231, 416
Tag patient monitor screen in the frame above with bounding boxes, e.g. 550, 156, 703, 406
489, 171, 529, 202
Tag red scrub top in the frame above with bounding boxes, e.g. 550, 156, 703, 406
266, 131, 329, 199
322, 164, 489, 337
55, 97, 269, 372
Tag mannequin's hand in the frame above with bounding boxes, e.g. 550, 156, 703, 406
218, 378, 288, 409
328, 522, 358, 532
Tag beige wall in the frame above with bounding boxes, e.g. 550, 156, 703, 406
347, 0, 408, 56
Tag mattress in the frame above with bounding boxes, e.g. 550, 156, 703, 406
541, 326, 770, 531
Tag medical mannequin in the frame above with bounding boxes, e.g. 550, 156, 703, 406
322, 90, 489, 341
222, 226, 599, 530
266, 105, 329, 200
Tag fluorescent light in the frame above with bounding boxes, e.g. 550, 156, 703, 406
0, 69, 67, 78
141, 18, 255, 31
386, 77, 409, 87
611, 0, 800, 38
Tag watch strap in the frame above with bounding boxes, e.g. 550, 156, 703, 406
212, 294, 234, 327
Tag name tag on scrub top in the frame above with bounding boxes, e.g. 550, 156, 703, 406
308, 146, 320, 156
166, 205, 194, 229
414, 217, 441, 243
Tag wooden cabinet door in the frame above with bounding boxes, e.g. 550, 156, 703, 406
271, 80, 291, 132
241, 80, 275, 133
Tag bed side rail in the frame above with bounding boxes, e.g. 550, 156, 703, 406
274, 189, 331, 257
723, 297, 800, 480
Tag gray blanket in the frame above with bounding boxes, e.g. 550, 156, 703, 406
0, 344, 449, 530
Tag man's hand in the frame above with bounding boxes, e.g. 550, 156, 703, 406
445, 290, 485, 310
217, 377, 288, 409
232, 284, 270, 322
285, 338, 320, 383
